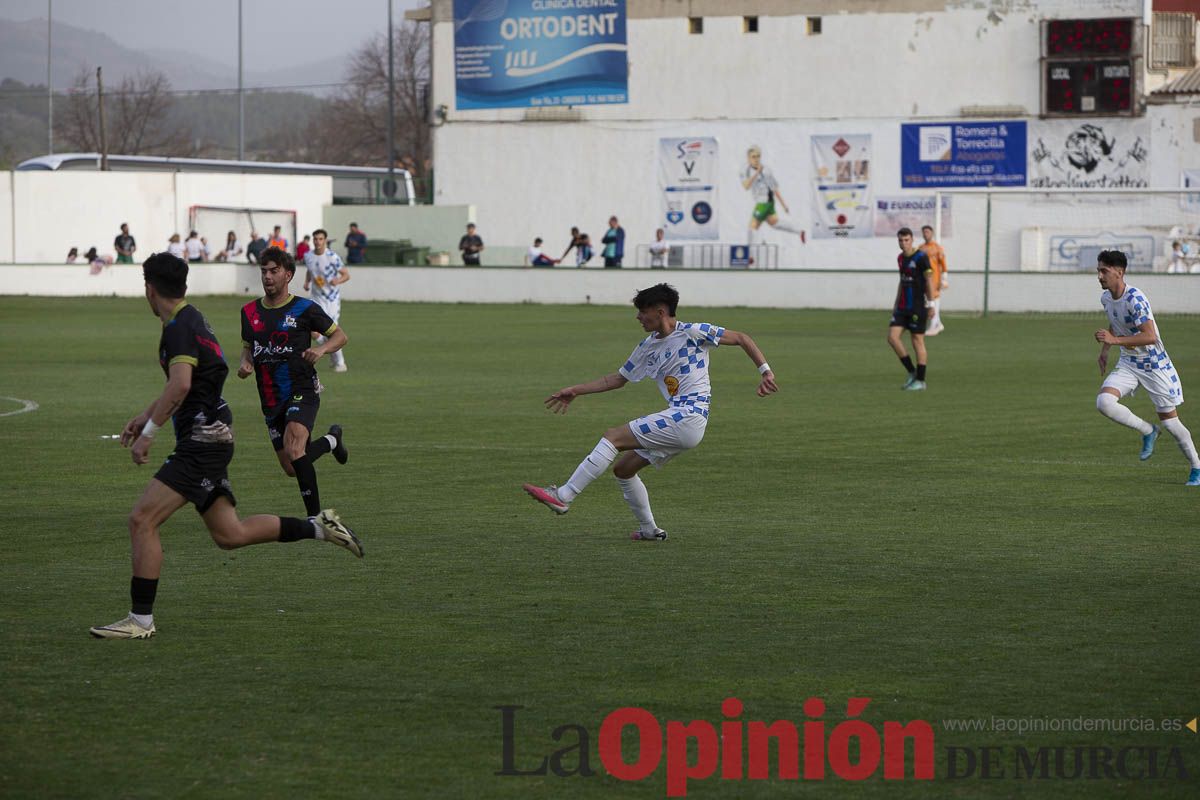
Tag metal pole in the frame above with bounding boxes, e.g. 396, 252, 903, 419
238, 0, 244, 160
982, 193, 992, 317
97, 67, 108, 170
387, 0, 396, 203
47, 0, 53, 154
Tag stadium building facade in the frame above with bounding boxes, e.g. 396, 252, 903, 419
415, 0, 1200, 270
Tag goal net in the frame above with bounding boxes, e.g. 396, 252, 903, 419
188, 206, 298, 258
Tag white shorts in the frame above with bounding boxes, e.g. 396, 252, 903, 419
628, 408, 707, 467
1101, 361, 1184, 412
313, 296, 341, 325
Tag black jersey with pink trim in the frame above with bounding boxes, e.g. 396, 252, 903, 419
158, 301, 231, 442
240, 295, 337, 415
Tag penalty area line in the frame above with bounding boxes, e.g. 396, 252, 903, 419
0, 396, 39, 418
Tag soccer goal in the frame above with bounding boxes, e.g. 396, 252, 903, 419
188, 206, 297, 257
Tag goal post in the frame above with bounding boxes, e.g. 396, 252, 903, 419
188, 206, 298, 258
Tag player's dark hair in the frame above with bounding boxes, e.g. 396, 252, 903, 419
313, 228, 328, 239
1097, 250, 1128, 270
897, 227, 914, 238
921, 225, 933, 233
633, 283, 680, 316
259, 245, 296, 275
143, 252, 188, 298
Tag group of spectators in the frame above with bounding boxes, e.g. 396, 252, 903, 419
70, 222, 370, 269
461, 216, 669, 269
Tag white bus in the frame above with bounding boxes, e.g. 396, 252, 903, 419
16, 153, 416, 206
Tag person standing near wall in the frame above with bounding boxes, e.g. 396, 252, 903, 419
184, 231, 205, 264
268, 226, 290, 252
649, 228, 669, 269
887, 227, 934, 391
602, 216, 625, 268
167, 234, 186, 260
345, 223, 368, 265
114, 223, 137, 264
459, 223, 484, 266
246, 231, 268, 264
920, 225, 948, 336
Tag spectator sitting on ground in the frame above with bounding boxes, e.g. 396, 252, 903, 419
167, 234, 186, 260
526, 237, 559, 267
66, 247, 79, 263
84, 246, 114, 273
216, 231, 242, 262
246, 230, 268, 264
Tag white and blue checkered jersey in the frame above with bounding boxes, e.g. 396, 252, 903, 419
1101, 286, 1173, 372
618, 322, 725, 417
304, 249, 345, 304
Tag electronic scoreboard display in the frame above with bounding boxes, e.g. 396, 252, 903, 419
1043, 18, 1138, 116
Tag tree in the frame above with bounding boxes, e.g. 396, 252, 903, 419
300, 20, 431, 198
61, 67, 193, 156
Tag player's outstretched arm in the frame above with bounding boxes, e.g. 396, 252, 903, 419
545, 373, 628, 414
720, 330, 778, 396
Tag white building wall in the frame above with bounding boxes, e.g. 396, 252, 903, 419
4, 172, 333, 264
429, 0, 1192, 269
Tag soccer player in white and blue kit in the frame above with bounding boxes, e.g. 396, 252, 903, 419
1094, 250, 1200, 485
524, 284, 779, 539
303, 229, 351, 372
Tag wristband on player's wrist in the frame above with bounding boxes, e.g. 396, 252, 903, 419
141, 419, 159, 439
758, 362, 772, 375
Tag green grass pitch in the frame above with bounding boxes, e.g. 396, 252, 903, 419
0, 296, 1197, 798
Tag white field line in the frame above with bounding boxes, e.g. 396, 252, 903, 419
0, 397, 38, 418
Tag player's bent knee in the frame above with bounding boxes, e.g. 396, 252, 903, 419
1096, 392, 1117, 412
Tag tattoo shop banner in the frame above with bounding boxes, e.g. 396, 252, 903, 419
873, 196, 953, 238
811, 135, 872, 239
453, 0, 628, 110
900, 121, 1027, 188
657, 137, 719, 240
1028, 120, 1149, 188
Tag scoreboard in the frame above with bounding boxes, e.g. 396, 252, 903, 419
1042, 18, 1141, 116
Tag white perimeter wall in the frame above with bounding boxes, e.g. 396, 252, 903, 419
2, 172, 332, 264
3, 264, 1198, 314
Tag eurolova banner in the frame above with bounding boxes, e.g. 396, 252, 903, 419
453, 0, 628, 110
657, 138, 719, 241
901, 122, 1027, 188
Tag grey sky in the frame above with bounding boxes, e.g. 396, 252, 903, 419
4, 0, 425, 76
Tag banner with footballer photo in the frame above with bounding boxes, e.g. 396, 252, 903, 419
657, 137, 719, 240
811, 134, 873, 239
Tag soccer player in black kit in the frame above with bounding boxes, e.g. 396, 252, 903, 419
886, 227, 935, 391
90, 253, 362, 640
239, 246, 349, 516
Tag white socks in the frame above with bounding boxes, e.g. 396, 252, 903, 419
1162, 417, 1200, 468
1096, 393, 1153, 435
131, 612, 153, 627
323, 434, 337, 450
772, 218, 804, 236
747, 226, 760, 245
616, 475, 658, 533
559, 438, 619, 503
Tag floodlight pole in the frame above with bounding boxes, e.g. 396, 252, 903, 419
238, 0, 245, 161
387, 0, 396, 204
97, 67, 108, 170
47, 0, 53, 154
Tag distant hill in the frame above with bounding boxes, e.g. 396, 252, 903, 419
0, 17, 354, 95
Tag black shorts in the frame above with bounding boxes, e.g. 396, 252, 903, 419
890, 308, 928, 334
264, 393, 321, 451
154, 443, 236, 514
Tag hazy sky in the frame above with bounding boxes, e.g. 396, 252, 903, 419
4, 0, 426, 73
